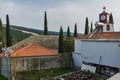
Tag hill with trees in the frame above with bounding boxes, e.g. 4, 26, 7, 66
3, 26, 32, 44
2, 24, 83, 45
10, 25, 82, 36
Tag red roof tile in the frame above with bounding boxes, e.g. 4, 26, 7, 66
75, 35, 88, 39
11, 43, 58, 57
0, 53, 3, 57
75, 32, 120, 39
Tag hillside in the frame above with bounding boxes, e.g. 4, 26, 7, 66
2, 25, 82, 45
3, 27, 32, 44
11, 29, 32, 43
11, 25, 82, 36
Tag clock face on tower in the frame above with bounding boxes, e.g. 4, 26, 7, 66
101, 15, 106, 20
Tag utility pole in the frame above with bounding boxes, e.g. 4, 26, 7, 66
97, 56, 102, 74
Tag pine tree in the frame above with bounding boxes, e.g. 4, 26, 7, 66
6, 14, 12, 47
67, 26, 70, 38
90, 22, 93, 33
44, 11, 48, 35
109, 13, 114, 24
58, 26, 64, 53
84, 17, 89, 35
74, 23, 77, 37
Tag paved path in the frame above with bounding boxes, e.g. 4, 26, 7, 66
11, 28, 39, 36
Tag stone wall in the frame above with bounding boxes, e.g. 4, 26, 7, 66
10, 53, 72, 72
11, 55, 61, 73
10, 53, 72, 80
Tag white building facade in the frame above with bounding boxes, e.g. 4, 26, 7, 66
73, 39, 120, 75
73, 7, 120, 76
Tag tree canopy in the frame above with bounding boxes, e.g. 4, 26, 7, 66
90, 22, 93, 33
74, 23, 77, 37
6, 14, 12, 47
109, 13, 114, 24
84, 17, 89, 35
67, 26, 70, 38
44, 11, 48, 35
58, 26, 64, 53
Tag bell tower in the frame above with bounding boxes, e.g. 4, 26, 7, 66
99, 7, 114, 32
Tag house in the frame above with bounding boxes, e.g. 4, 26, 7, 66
0, 43, 61, 79
10, 43, 60, 72
73, 7, 120, 76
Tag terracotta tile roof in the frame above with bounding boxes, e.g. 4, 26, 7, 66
0, 53, 3, 57
75, 35, 88, 39
10, 43, 58, 57
75, 32, 120, 39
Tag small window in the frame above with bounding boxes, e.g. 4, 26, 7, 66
106, 25, 110, 31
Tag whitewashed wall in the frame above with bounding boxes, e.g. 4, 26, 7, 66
1, 56, 10, 79
72, 53, 83, 68
73, 39, 120, 69
103, 24, 114, 32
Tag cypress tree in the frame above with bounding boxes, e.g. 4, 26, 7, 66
44, 11, 48, 35
0, 19, 5, 48
58, 26, 64, 53
109, 13, 114, 24
84, 17, 89, 35
67, 26, 70, 38
6, 14, 12, 47
74, 23, 77, 37
90, 22, 93, 33
0, 19, 2, 52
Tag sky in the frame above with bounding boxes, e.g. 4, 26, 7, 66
0, 0, 120, 33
